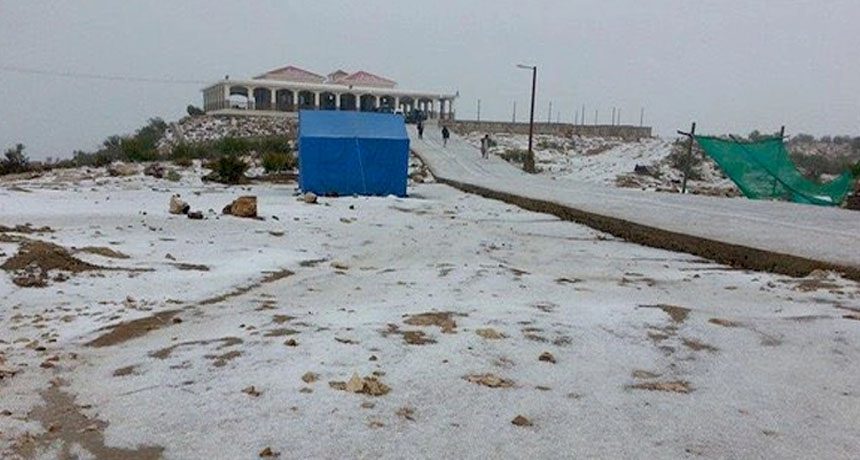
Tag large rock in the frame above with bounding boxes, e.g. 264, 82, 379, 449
107, 162, 137, 177
229, 196, 257, 218
169, 194, 190, 215
303, 192, 318, 204
144, 163, 166, 179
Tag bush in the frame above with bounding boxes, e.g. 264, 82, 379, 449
166, 170, 182, 182
217, 137, 250, 156
499, 148, 528, 164
256, 137, 291, 155
172, 157, 193, 167
1, 144, 30, 175
667, 140, 704, 181
212, 154, 248, 184
187, 105, 205, 117
262, 151, 295, 173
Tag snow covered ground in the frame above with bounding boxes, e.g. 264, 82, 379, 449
462, 132, 738, 196
1, 165, 859, 459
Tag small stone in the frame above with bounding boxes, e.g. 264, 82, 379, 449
369, 355, 378, 361
538, 352, 556, 364
242, 385, 262, 397
301, 372, 318, 384
512, 415, 533, 426
259, 447, 279, 457
230, 196, 257, 218
303, 192, 318, 204
169, 194, 190, 215
360, 401, 375, 409
284, 339, 298, 347
187, 210, 204, 220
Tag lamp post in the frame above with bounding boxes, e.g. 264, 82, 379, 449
517, 64, 537, 173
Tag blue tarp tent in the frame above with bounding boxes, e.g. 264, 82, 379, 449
298, 110, 410, 197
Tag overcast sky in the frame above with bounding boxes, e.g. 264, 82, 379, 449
1, 0, 858, 160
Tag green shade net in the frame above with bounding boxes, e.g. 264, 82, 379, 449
694, 135, 857, 206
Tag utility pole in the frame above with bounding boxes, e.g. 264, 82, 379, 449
640, 107, 644, 127
548, 101, 552, 124
477, 99, 481, 122
594, 109, 598, 125
618, 108, 622, 125
612, 107, 616, 126
581, 105, 585, 126
512, 101, 517, 123
517, 64, 537, 173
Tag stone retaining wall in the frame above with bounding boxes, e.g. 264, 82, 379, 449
446, 120, 652, 140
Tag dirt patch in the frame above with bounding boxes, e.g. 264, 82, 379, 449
149, 336, 243, 359
708, 318, 742, 328
0, 224, 53, 234
170, 262, 210, 271
403, 330, 435, 345
272, 314, 294, 324
329, 373, 390, 396
264, 328, 299, 338
641, 304, 690, 323
404, 311, 459, 333
632, 370, 661, 379
12, 381, 164, 459
2, 240, 104, 287
112, 365, 137, 377
629, 380, 692, 393
299, 258, 328, 267
198, 269, 294, 306
87, 310, 180, 347
76, 246, 130, 259
476, 328, 504, 339
207, 350, 242, 367
465, 374, 515, 388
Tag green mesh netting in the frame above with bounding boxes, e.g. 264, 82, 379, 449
694, 135, 857, 206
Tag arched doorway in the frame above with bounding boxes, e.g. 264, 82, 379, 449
399, 96, 414, 113
297, 91, 316, 109
275, 89, 294, 111
253, 88, 272, 110
379, 95, 396, 112
339, 93, 357, 111
319, 92, 337, 110
229, 86, 251, 109
359, 95, 377, 112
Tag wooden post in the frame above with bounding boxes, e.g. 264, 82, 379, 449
681, 122, 696, 194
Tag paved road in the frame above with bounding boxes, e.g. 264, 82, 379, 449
409, 122, 860, 274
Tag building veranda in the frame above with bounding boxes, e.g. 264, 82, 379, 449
202, 65, 458, 120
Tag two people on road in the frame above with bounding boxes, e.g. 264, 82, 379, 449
441, 126, 450, 147
480, 134, 490, 159
417, 120, 424, 139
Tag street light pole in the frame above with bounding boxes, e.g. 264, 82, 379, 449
517, 64, 537, 173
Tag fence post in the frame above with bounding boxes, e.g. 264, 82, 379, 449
681, 122, 697, 194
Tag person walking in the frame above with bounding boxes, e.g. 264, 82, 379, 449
417, 120, 424, 139
441, 126, 450, 147
480, 134, 490, 159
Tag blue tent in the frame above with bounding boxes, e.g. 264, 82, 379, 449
298, 110, 410, 197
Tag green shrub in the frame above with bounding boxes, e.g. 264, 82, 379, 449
172, 156, 193, 167
166, 170, 182, 182
187, 105, 205, 117
499, 148, 528, 164
217, 137, 250, 156
257, 137, 292, 154
262, 151, 295, 173
1, 144, 30, 175
213, 154, 248, 184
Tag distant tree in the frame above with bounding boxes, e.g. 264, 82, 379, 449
792, 133, 815, 143
820, 136, 832, 143
1, 143, 30, 175
187, 105, 205, 117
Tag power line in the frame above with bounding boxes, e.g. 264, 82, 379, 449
0, 64, 207, 85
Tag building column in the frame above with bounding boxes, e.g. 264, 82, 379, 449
313, 92, 320, 109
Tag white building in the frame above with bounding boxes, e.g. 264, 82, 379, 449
202, 65, 458, 119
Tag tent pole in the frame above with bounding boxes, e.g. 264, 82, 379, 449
681, 122, 696, 194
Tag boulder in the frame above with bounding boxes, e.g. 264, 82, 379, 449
229, 196, 257, 218
169, 194, 190, 215
107, 162, 136, 177
144, 163, 166, 179
303, 192, 318, 204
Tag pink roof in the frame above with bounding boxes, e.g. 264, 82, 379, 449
339, 71, 397, 88
255, 66, 325, 83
